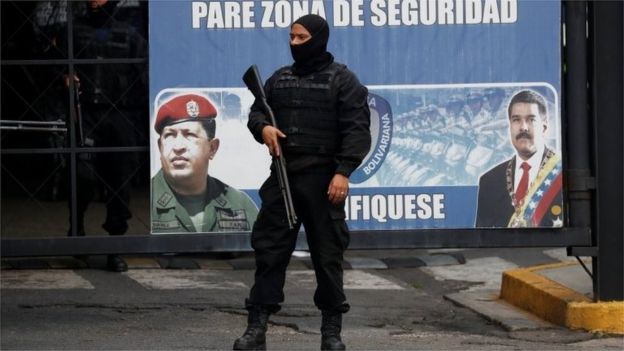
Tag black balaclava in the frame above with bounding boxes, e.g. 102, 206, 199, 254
290, 14, 334, 76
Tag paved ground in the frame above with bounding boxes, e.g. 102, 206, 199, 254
2, 248, 623, 350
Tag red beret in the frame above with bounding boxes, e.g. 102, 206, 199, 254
154, 94, 217, 134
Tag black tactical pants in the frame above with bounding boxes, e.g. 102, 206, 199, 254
248, 167, 350, 313
68, 108, 134, 236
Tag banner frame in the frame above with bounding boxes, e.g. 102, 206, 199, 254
1, 228, 591, 257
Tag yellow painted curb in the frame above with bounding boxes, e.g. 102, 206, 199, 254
501, 261, 624, 334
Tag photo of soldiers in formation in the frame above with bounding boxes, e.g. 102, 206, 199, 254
374, 86, 559, 187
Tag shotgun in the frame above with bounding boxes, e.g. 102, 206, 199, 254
243, 65, 298, 229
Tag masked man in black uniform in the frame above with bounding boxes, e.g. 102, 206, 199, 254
234, 14, 371, 351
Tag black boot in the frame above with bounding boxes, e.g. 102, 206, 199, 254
233, 306, 270, 350
321, 312, 345, 350
106, 255, 128, 272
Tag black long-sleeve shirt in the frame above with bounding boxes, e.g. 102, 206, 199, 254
247, 64, 371, 176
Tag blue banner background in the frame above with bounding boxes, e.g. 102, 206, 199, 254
149, 0, 562, 231
149, 1, 560, 96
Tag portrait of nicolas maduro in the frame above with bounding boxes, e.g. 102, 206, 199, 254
475, 90, 563, 228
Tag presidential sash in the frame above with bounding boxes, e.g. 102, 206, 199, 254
508, 153, 563, 227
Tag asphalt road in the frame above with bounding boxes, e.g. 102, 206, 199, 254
2, 248, 622, 350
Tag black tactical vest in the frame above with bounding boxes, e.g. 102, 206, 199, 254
271, 63, 345, 155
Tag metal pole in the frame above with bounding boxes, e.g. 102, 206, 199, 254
563, 2, 593, 227
563, 1, 596, 295
591, 1, 623, 301
0, 2, 3, 233
67, 1, 79, 237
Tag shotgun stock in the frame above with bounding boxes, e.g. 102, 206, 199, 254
243, 65, 298, 229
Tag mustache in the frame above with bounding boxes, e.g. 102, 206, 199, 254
515, 132, 532, 140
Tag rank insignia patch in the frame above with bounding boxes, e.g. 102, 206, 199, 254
157, 192, 173, 207
216, 209, 249, 231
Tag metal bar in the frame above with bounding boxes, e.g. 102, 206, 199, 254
0, 126, 68, 132
575, 256, 593, 280
1, 120, 66, 126
1, 58, 147, 66
67, 1, 79, 238
1, 146, 148, 155
591, 1, 624, 301
567, 246, 598, 257
563, 0, 596, 298
563, 1, 592, 229
0, 2, 3, 127
0, 120, 68, 132
1, 227, 592, 257
348, 227, 591, 249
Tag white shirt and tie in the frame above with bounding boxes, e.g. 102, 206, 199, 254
513, 145, 544, 202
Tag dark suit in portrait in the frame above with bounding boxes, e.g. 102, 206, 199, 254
475, 147, 563, 228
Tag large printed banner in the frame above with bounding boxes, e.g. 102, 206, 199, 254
149, 0, 563, 234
